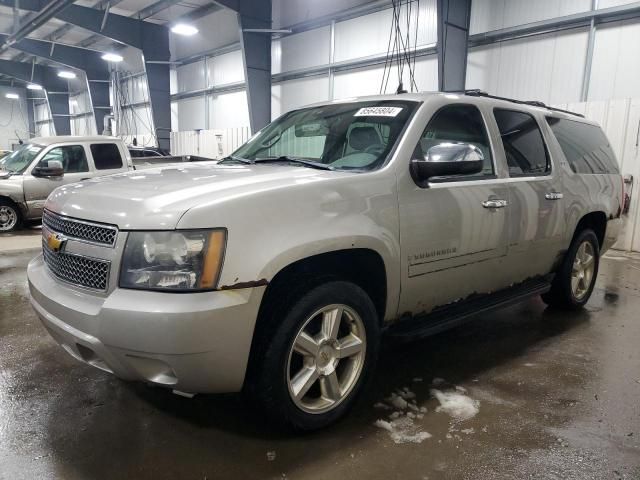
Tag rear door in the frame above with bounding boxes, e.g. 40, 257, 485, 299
23, 144, 93, 217
397, 102, 511, 315
491, 108, 566, 281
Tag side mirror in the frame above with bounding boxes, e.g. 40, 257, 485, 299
410, 142, 484, 185
33, 160, 64, 178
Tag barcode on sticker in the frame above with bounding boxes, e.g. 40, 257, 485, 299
354, 106, 403, 117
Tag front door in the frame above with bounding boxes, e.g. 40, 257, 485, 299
397, 103, 511, 316
23, 145, 92, 217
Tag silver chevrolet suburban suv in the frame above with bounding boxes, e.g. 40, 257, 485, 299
27, 92, 623, 430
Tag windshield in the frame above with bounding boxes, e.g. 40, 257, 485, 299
232, 100, 418, 171
1, 144, 43, 174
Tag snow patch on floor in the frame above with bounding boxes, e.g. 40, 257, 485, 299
374, 417, 432, 444
431, 388, 480, 421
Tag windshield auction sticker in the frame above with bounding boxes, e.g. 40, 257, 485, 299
354, 106, 403, 117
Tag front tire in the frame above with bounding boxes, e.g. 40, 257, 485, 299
249, 281, 380, 431
542, 229, 600, 309
0, 199, 21, 232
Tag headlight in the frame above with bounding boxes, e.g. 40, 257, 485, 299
120, 229, 226, 291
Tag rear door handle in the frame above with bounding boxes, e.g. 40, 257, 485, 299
482, 199, 508, 209
545, 192, 563, 200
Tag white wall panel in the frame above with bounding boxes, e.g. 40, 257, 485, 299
334, 0, 437, 63
171, 127, 251, 158
272, 26, 331, 74
271, 76, 330, 119
176, 97, 206, 131
170, 68, 178, 95
598, 0, 639, 7
470, 0, 590, 34
121, 74, 149, 104
333, 55, 438, 99
207, 50, 245, 87
209, 90, 250, 130
71, 116, 95, 136
466, 29, 588, 104
34, 103, 50, 123
588, 20, 640, 101
0, 87, 30, 148
176, 61, 206, 93
171, 101, 179, 132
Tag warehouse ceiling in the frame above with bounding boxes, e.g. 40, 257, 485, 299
0, 0, 218, 63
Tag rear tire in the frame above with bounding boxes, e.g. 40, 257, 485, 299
542, 229, 599, 309
0, 199, 21, 232
248, 280, 380, 431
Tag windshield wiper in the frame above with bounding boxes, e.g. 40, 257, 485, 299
254, 156, 334, 171
219, 155, 254, 165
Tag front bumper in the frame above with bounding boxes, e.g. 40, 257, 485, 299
28, 254, 265, 393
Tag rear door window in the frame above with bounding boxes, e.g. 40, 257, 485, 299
546, 117, 619, 174
91, 143, 123, 170
494, 109, 550, 176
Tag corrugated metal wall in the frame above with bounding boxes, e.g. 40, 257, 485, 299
170, 127, 251, 159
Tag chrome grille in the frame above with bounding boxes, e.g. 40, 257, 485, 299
43, 243, 110, 291
43, 210, 118, 246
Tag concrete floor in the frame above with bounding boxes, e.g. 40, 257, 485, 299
1, 235, 639, 480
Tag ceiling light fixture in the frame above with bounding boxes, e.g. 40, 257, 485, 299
58, 71, 76, 79
171, 23, 198, 36
101, 52, 124, 62
5, 93, 19, 99
27, 84, 43, 90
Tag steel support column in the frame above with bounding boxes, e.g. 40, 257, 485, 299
217, 0, 272, 132
0, 58, 70, 135
436, 0, 471, 92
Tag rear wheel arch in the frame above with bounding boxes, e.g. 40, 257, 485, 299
572, 211, 607, 248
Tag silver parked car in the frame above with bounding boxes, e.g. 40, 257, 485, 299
0, 136, 132, 232
27, 92, 623, 430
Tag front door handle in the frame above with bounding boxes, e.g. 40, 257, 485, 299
545, 192, 564, 200
482, 199, 508, 209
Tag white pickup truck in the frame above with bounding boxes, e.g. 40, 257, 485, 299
0, 136, 132, 232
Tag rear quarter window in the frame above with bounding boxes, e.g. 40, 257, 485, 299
91, 143, 123, 170
546, 117, 619, 174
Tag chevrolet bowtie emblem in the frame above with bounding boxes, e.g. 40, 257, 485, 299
47, 232, 67, 253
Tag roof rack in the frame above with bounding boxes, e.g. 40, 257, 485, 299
463, 89, 585, 118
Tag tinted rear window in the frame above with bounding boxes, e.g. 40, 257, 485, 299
546, 117, 619, 174
494, 109, 550, 176
91, 143, 123, 170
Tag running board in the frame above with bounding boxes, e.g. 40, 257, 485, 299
385, 278, 551, 343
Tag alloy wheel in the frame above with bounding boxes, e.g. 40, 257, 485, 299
571, 240, 595, 300
286, 304, 366, 414
0, 205, 18, 231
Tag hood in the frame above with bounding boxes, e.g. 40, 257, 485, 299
46, 162, 339, 229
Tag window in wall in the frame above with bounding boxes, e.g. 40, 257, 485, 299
417, 104, 494, 178
494, 109, 550, 176
38, 146, 88, 173
91, 143, 123, 170
546, 117, 619, 174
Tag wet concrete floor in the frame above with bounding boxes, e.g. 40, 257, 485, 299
1, 248, 639, 479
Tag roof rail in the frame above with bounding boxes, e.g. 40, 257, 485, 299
463, 89, 585, 118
